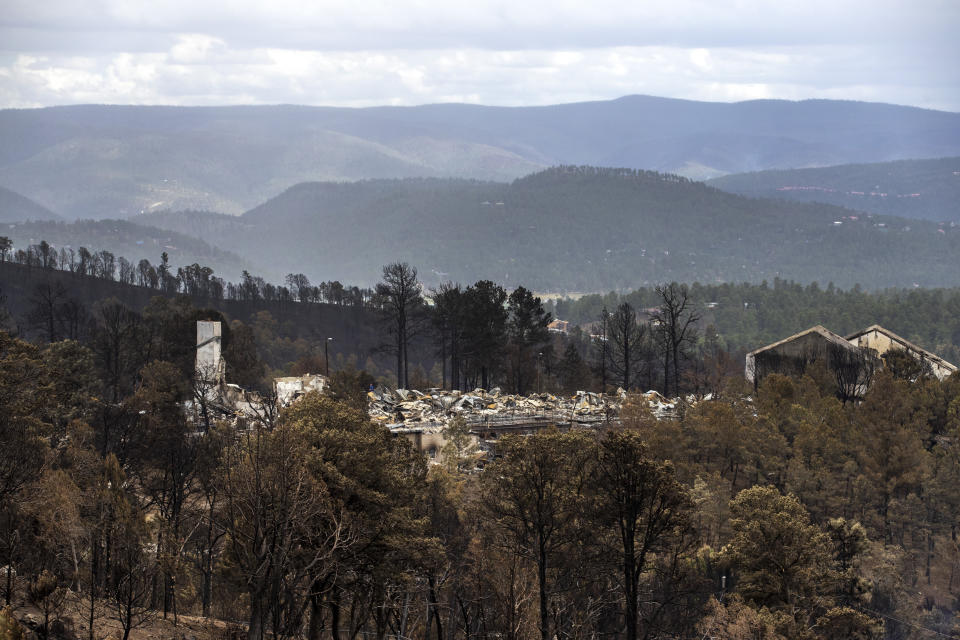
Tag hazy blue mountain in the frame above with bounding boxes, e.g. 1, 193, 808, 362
0, 185, 62, 222
134, 167, 960, 291
1, 96, 958, 219
708, 157, 960, 222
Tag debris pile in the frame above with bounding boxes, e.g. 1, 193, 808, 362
638, 390, 680, 420
367, 386, 628, 430
275, 374, 328, 406
188, 320, 695, 434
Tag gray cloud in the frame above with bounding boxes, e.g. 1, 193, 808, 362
0, 0, 957, 110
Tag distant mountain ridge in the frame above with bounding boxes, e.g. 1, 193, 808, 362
708, 157, 960, 222
1, 95, 958, 219
134, 167, 960, 291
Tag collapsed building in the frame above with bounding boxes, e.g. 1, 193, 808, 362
745, 324, 957, 393
191, 320, 697, 462
369, 386, 618, 460
367, 385, 690, 462
192, 320, 327, 425
192, 320, 263, 424
275, 374, 329, 406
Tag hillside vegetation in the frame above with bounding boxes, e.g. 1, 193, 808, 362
3, 269, 960, 639
5, 251, 960, 374
1, 96, 958, 219
709, 157, 960, 222
2, 219, 251, 278
135, 166, 960, 290
550, 280, 960, 366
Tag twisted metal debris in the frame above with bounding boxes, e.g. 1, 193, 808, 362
368, 386, 684, 433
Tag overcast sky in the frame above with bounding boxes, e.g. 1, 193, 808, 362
1, 0, 958, 111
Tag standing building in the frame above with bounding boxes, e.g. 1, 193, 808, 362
746, 323, 956, 396
845, 325, 957, 380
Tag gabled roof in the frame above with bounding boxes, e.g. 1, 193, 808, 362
846, 324, 957, 373
746, 324, 856, 358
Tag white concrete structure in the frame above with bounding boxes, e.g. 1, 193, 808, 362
196, 321, 225, 386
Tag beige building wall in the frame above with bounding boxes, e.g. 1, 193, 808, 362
848, 327, 957, 380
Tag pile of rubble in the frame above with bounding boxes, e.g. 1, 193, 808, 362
364, 386, 690, 430
368, 386, 617, 429
275, 374, 328, 406
194, 320, 689, 433
640, 390, 681, 420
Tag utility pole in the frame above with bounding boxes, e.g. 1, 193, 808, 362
537, 351, 543, 394
325, 337, 333, 376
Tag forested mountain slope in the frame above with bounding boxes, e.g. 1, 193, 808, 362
136, 167, 960, 290
709, 157, 960, 222
1, 96, 958, 219
2, 219, 251, 278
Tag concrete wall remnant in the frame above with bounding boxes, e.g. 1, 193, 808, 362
196, 320, 225, 386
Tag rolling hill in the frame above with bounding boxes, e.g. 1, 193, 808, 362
0, 186, 61, 222
708, 157, 960, 222
1, 96, 958, 219
134, 167, 960, 291
1, 219, 251, 279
